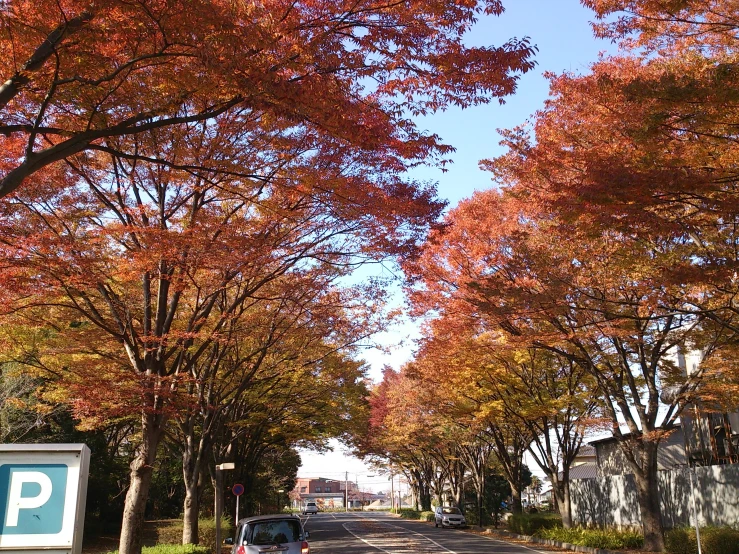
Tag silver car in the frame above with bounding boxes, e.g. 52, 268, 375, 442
434, 505, 467, 528
228, 514, 310, 554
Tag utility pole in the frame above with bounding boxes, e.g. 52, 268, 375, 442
345, 471, 349, 512
390, 473, 394, 512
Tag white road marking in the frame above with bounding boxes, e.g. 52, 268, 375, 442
342, 514, 458, 553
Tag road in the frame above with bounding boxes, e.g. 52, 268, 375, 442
300, 511, 545, 554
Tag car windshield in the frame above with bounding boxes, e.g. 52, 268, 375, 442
246, 520, 301, 545
442, 507, 461, 515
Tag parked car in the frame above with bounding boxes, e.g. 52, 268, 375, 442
303, 501, 319, 515
226, 514, 310, 554
434, 506, 466, 528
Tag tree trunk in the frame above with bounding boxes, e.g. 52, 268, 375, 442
452, 469, 465, 512
634, 444, 664, 552
181, 429, 207, 544
419, 486, 432, 511
556, 480, 572, 529
119, 412, 166, 554
477, 486, 484, 529
510, 485, 523, 514
182, 485, 199, 544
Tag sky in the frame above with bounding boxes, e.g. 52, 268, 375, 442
298, 0, 620, 488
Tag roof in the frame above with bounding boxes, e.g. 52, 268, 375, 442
576, 445, 596, 456
237, 514, 301, 525
559, 463, 598, 480
570, 463, 598, 479
588, 424, 681, 447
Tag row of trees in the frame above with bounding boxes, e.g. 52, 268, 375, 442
364, 1, 739, 552
359, 366, 536, 528
0, 1, 538, 554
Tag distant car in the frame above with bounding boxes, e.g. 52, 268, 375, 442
434, 506, 466, 528
303, 502, 319, 515
227, 514, 310, 554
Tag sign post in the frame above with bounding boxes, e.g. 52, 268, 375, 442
232, 484, 244, 525
0, 444, 90, 554
215, 463, 235, 554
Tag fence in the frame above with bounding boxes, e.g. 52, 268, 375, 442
570, 464, 739, 529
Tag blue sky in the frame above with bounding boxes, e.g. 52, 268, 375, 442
299, 0, 619, 483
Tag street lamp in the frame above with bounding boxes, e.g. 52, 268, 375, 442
278, 489, 284, 513
215, 462, 235, 554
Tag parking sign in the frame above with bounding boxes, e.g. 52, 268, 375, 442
0, 445, 90, 554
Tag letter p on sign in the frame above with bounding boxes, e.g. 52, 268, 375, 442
6, 471, 54, 526
0, 465, 67, 535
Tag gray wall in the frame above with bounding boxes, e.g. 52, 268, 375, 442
570, 464, 739, 529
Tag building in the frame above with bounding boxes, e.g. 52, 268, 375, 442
292, 477, 347, 509
291, 477, 386, 510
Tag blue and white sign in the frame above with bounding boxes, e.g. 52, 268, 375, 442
0, 444, 89, 554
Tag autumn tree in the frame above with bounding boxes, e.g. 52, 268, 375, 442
0, 94, 454, 554
490, 347, 596, 527
173, 276, 373, 543
474, 5, 739, 541
360, 367, 444, 511
415, 317, 597, 525
407, 188, 733, 549
0, 0, 536, 199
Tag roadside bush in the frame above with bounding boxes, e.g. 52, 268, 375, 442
396, 509, 422, 519
537, 527, 643, 550
666, 526, 739, 554
156, 517, 233, 552
420, 511, 435, 522
508, 513, 562, 535
106, 546, 209, 554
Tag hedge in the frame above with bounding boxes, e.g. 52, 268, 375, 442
393, 508, 435, 522
666, 526, 739, 554
537, 527, 643, 550
507, 513, 562, 535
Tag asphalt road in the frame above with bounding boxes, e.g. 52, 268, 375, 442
300, 511, 546, 554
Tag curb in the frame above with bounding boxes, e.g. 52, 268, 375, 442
485, 529, 622, 554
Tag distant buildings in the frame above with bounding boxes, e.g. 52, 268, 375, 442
291, 477, 386, 509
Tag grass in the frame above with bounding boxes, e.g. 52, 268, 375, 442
104, 546, 209, 554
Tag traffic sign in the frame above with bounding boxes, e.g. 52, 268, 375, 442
0, 444, 90, 554
232, 483, 244, 496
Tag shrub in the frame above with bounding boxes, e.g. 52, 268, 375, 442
666, 527, 696, 554
420, 511, 435, 522
537, 527, 643, 550
666, 526, 739, 554
156, 517, 234, 553
105, 546, 209, 554
396, 509, 422, 520
508, 513, 562, 535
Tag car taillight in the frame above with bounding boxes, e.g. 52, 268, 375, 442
235, 546, 246, 554
301, 541, 310, 554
